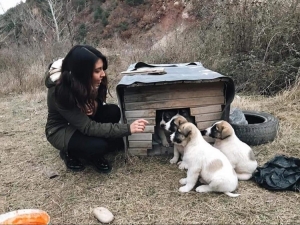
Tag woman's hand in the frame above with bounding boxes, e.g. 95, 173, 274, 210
85, 100, 98, 116
130, 119, 149, 134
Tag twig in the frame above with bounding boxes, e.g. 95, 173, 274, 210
263, 32, 279, 63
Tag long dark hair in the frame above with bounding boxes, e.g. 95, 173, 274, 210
55, 45, 108, 112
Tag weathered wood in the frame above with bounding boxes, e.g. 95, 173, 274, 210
190, 105, 222, 115
124, 82, 224, 95
197, 120, 218, 130
129, 140, 152, 148
126, 117, 155, 125
195, 112, 223, 122
128, 148, 148, 156
128, 133, 153, 141
124, 87, 223, 103
148, 145, 174, 156
125, 109, 156, 118
125, 96, 225, 110
144, 126, 155, 133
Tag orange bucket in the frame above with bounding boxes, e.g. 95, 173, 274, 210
0, 209, 50, 225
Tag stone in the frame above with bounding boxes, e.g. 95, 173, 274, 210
93, 207, 114, 224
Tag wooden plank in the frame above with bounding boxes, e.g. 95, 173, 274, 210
195, 112, 222, 122
190, 105, 222, 115
197, 120, 218, 130
125, 96, 225, 110
124, 82, 224, 95
124, 88, 223, 103
129, 140, 152, 148
128, 148, 148, 156
148, 145, 174, 156
144, 126, 155, 133
126, 117, 155, 125
128, 133, 153, 141
125, 109, 156, 118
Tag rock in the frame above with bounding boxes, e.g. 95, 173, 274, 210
93, 207, 114, 224
229, 108, 248, 125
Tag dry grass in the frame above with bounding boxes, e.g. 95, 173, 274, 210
0, 82, 300, 224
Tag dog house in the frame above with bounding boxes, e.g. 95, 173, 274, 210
116, 62, 235, 156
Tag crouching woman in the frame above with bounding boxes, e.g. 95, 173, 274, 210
45, 45, 147, 173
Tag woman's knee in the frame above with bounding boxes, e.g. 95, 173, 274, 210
68, 131, 110, 159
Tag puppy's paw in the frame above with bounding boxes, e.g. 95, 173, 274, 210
178, 162, 188, 170
170, 157, 178, 164
179, 178, 187, 185
195, 185, 210, 193
179, 186, 190, 193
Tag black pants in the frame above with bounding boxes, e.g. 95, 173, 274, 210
67, 103, 122, 161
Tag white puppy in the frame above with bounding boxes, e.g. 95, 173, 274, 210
172, 122, 240, 197
201, 120, 258, 180
165, 115, 188, 170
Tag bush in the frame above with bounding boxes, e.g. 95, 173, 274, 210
94, 6, 103, 21
75, 24, 87, 44
73, 0, 86, 12
125, 0, 144, 6
118, 22, 129, 31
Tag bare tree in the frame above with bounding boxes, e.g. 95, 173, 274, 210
43, 0, 76, 44
46, 0, 63, 42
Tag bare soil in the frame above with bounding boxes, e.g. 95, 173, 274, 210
0, 89, 299, 224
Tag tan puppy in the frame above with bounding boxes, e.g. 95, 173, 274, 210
165, 115, 188, 170
201, 120, 258, 180
172, 122, 239, 197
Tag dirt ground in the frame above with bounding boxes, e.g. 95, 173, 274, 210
0, 90, 299, 224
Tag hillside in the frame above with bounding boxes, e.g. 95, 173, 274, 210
0, 0, 299, 96
0, 0, 197, 48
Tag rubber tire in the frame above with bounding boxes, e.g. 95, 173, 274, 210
230, 110, 279, 146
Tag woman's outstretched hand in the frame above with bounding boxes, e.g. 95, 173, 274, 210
130, 119, 149, 134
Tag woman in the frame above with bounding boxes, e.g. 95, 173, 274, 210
45, 45, 148, 173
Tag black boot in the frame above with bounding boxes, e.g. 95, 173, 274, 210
90, 156, 112, 174
59, 151, 85, 172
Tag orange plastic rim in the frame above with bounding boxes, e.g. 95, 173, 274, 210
0, 209, 50, 225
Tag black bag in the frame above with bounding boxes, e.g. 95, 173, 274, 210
253, 155, 300, 192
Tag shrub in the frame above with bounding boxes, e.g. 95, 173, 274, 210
118, 22, 129, 31
75, 23, 87, 44
125, 0, 144, 7
94, 6, 103, 21
73, 0, 86, 12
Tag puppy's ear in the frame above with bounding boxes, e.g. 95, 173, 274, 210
182, 124, 192, 137
221, 124, 231, 139
178, 117, 187, 125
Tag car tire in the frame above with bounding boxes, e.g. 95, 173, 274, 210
230, 110, 279, 146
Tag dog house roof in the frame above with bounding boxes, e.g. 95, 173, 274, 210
116, 62, 235, 121
116, 62, 235, 100
117, 62, 231, 86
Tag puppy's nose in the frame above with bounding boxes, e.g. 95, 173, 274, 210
160, 124, 166, 128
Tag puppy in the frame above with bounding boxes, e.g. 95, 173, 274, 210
155, 110, 177, 147
201, 120, 258, 180
178, 108, 194, 123
171, 122, 240, 197
165, 115, 188, 169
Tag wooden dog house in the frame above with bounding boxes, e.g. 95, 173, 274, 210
116, 62, 235, 156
